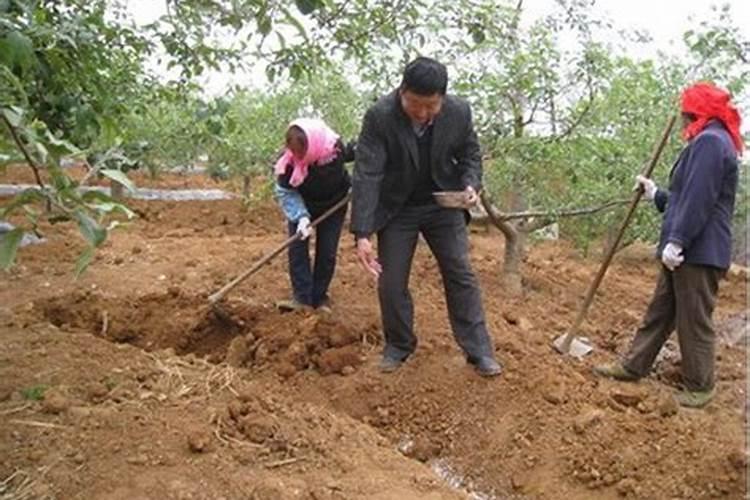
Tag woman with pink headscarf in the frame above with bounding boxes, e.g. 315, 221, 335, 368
273, 118, 355, 312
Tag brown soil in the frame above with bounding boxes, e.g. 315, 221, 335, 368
1, 168, 747, 499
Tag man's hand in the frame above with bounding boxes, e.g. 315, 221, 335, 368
463, 186, 479, 207
296, 217, 312, 240
634, 175, 658, 201
661, 242, 684, 271
356, 237, 382, 278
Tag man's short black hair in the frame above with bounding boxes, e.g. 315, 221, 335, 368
400, 57, 448, 96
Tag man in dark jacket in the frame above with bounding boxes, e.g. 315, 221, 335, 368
351, 57, 501, 377
594, 82, 743, 408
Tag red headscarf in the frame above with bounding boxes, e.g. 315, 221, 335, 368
680, 82, 743, 153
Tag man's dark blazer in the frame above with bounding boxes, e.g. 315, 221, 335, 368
350, 89, 483, 237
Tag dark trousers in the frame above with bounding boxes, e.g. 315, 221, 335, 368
376, 204, 494, 361
287, 205, 346, 307
623, 264, 724, 391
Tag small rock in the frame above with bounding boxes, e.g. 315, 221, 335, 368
403, 438, 441, 463
616, 478, 638, 496
276, 362, 297, 379
0, 387, 13, 402
42, 390, 70, 414
728, 450, 748, 471
227, 401, 246, 421
517, 317, 533, 331
610, 387, 646, 407
573, 407, 604, 434
225, 336, 249, 368
341, 366, 355, 376
543, 384, 567, 405
502, 311, 519, 325
187, 427, 211, 453
657, 393, 678, 418
86, 382, 109, 401
239, 417, 274, 444
68, 406, 93, 421
126, 454, 148, 465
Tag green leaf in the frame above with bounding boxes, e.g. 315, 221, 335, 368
74, 246, 95, 278
100, 169, 135, 192
1, 105, 23, 127
0, 227, 24, 269
44, 128, 80, 155
75, 211, 107, 247
294, 0, 323, 15
90, 201, 135, 219
0, 31, 35, 72
258, 15, 272, 36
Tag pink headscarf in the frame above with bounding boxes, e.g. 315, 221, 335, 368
274, 118, 340, 187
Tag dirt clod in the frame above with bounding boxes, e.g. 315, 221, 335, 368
41, 389, 70, 414
187, 427, 211, 453
610, 387, 646, 407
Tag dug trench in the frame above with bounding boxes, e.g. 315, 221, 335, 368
25, 292, 378, 377
1, 196, 748, 499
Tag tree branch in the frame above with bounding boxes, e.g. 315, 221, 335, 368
480, 192, 518, 240
1, 113, 45, 190
549, 77, 596, 143
477, 195, 632, 224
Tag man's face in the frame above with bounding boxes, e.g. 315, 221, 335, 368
399, 89, 443, 126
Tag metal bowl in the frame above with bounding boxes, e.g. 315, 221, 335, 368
432, 191, 470, 209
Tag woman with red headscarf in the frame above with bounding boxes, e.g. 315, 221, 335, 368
595, 82, 743, 408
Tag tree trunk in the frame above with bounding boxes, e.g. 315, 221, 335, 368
242, 175, 251, 199
502, 224, 524, 296
480, 194, 524, 296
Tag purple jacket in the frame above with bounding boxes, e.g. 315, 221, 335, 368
654, 121, 739, 270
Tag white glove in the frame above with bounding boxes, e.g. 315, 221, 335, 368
661, 242, 684, 271
634, 175, 658, 201
296, 216, 312, 240
463, 186, 479, 207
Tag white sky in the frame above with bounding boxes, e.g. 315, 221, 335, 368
125, 0, 750, 99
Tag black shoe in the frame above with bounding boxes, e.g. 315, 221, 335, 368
469, 356, 503, 377
379, 355, 404, 373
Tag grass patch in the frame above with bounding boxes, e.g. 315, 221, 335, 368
20, 385, 48, 401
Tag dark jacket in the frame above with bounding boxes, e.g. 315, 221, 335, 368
277, 140, 354, 216
350, 90, 482, 237
655, 121, 739, 269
